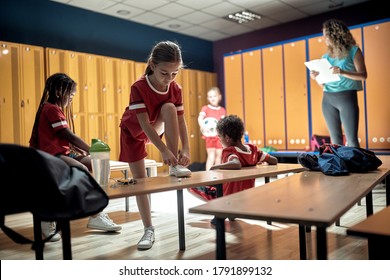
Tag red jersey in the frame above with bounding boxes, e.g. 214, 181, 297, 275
222, 143, 270, 196
199, 105, 226, 140
31, 103, 70, 156
120, 75, 184, 140
199, 104, 226, 120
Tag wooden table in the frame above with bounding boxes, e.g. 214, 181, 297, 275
102, 163, 305, 251
189, 168, 390, 260
347, 206, 390, 260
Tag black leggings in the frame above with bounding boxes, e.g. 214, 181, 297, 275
322, 90, 360, 147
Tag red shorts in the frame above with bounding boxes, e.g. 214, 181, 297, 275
205, 136, 222, 149
119, 123, 148, 163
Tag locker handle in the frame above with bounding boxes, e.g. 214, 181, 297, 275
21, 100, 25, 108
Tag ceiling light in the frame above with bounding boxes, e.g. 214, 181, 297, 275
117, 10, 130, 15
224, 10, 261, 24
168, 24, 181, 29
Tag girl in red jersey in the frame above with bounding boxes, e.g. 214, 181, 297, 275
198, 87, 226, 171
30, 73, 121, 241
119, 41, 191, 250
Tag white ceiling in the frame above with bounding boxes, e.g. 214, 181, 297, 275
50, 0, 370, 42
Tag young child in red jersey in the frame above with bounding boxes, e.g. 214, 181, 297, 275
30, 73, 121, 241
198, 87, 226, 171
119, 41, 192, 250
190, 114, 278, 224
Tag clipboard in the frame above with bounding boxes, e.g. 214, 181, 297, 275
304, 58, 340, 84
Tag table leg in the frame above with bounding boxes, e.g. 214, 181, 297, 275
385, 174, 389, 206
298, 225, 307, 260
215, 183, 223, 197
365, 191, 373, 216
216, 217, 226, 260
316, 227, 327, 260
177, 189, 185, 250
59, 220, 72, 260
33, 215, 44, 260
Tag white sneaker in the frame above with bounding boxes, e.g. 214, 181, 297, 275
87, 213, 122, 232
41, 221, 61, 242
169, 165, 191, 178
137, 226, 155, 250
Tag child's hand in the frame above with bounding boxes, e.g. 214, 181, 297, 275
161, 149, 178, 166
178, 150, 190, 166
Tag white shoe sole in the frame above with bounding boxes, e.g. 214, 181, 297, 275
87, 224, 122, 232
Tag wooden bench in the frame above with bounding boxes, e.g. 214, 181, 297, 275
109, 160, 163, 211
189, 167, 390, 260
347, 205, 390, 260
102, 163, 305, 252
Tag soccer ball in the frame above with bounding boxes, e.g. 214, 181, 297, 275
200, 117, 218, 137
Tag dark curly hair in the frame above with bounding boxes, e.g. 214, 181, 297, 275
216, 114, 244, 142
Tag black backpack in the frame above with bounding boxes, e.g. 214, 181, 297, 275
0, 144, 108, 246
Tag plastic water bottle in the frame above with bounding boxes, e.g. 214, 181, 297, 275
244, 131, 250, 144
89, 139, 111, 187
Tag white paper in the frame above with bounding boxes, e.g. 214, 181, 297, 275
304, 58, 340, 84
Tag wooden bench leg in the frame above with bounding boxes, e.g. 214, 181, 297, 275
386, 175, 389, 206
176, 189, 185, 251
265, 177, 272, 225
216, 217, 226, 260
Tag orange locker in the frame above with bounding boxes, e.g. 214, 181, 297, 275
100, 57, 117, 114
116, 59, 135, 113
242, 49, 264, 147
307, 35, 328, 136
85, 54, 101, 114
363, 21, 390, 149
19, 44, 45, 146
0, 42, 19, 144
283, 40, 309, 150
67, 51, 86, 114
350, 28, 366, 148
262, 45, 285, 150
224, 54, 244, 119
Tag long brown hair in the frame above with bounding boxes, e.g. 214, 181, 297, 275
29, 73, 77, 148
144, 41, 183, 75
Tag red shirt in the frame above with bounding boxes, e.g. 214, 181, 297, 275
32, 103, 70, 156
199, 104, 226, 120
222, 143, 270, 196
120, 75, 184, 140
199, 105, 226, 140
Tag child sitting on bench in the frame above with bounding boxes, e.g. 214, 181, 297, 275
189, 114, 278, 224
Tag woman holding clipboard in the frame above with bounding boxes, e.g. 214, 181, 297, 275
310, 19, 367, 148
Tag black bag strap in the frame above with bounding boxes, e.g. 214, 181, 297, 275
0, 213, 58, 251
0, 214, 33, 244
